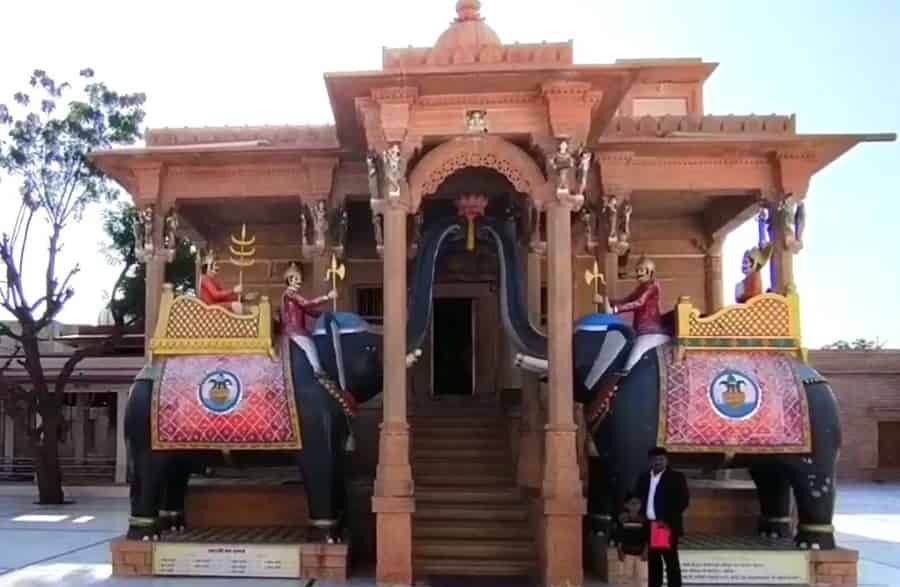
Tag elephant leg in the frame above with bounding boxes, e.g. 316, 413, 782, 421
297, 444, 341, 543
159, 458, 192, 533
749, 464, 793, 539
786, 455, 837, 550
586, 457, 615, 538
127, 450, 169, 541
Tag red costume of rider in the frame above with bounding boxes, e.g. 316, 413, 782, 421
200, 274, 239, 307
280, 263, 333, 337
612, 279, 665, 335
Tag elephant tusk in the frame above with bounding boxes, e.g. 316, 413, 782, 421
405, 349, 423, 367
515, 353, 548, 374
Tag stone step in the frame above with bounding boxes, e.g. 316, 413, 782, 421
412, 448, 507, 461
413, 460, 514, 476
416, 487, 522, 504
414, 504, 529, 522
415, 472, 515, 486
414, 539, 535, 561
412, 436, 508, 449
414, 557, 536, 577
414, 520, 529, 540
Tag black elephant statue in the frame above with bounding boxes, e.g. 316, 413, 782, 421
568, 314, 842, 550
123, 217, 471, 542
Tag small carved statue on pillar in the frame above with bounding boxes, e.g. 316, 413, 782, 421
372, 211, 385, 256
548, 139, 574, 197
580, 205, 598, 252
382, 143, 406, 202
366, 150, 382, 201
134, 205, 155, 262
312, 200, 328, 249
299, 206, 309, 249
780, 201, 806, 254
331, 205, 348, 258
603, 194, 631, 256
575, 150, 592, 198
162, 208, 178, 263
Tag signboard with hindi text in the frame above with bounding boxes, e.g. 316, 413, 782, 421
676, 550, 810, 585
152, 542, 300, 578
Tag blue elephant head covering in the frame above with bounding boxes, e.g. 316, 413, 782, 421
576, 313, 626, 333
312, 312, 374, 335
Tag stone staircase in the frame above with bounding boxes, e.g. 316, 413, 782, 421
411, 404, 537, 579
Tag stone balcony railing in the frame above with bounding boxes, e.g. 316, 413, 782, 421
602, 114, 796, 138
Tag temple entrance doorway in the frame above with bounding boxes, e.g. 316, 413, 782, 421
431, 298, 474, 397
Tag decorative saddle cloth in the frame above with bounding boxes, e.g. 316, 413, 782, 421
151, 346, 302, 451
657, 345, 811, 454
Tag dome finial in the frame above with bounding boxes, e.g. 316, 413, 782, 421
456, 0, 482, 21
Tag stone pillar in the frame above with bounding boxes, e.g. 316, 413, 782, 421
115, 387, 128, 484
518, 248, 544, 490
541, 200, 586, 587
704, 243, 724, 313
603, 252, 619, 301
373, 203, 414, 587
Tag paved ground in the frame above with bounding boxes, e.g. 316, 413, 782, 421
0, 482, 895, 586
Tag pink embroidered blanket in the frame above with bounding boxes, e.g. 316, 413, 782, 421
151, 354, 302, 450
657, 346, 811, 454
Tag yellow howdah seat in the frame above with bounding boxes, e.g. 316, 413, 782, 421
148, 284, 275, 359
674, 289, 806, 363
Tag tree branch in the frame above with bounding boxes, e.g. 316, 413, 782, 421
0, 322, 21, 342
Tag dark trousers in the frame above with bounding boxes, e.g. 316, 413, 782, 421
647, 537, 681, 587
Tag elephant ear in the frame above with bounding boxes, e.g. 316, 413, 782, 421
322, 312, 348, 391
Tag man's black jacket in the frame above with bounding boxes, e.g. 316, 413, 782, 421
636, 468, 690, 537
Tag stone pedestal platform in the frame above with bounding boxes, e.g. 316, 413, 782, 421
593, 535, 858, 586
111, 527, 349, 582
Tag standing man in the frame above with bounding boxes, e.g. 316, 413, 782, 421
636, 447, 690, 587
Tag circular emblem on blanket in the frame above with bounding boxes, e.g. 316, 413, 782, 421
198, 370, 242, 414
709, 369, 761, 420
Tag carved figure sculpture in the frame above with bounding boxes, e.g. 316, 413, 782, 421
312, 200, 328, 248
198, 251, 243, 314
281, 262, 335, 337
575, 150, 592, 197
332, 206, 348, 257
300, 207, 310, 248
465, 110, 488, 134
163, 208, 178, 263
382, 143, 405, 200
134, 205, 155, 262
366, 151, 381, 201
548, 139, 574, 196
580, 206, 597, 252
735, 244, 773, 303
603, 195, 632, 256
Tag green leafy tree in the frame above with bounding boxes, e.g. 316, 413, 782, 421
101, 202, 195, 327
821, 338, 886, 351
0, 69, 145, 503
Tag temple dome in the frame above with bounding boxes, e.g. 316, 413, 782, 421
434, 0, 501, 52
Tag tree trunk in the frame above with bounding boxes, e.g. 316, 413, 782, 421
33, 413, 65, 504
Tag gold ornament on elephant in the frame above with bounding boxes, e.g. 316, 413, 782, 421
229, 224, 257, 304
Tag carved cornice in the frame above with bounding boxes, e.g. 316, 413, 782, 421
132, 164, 164, 204
145, 125, 338, 148
602, 114, 796, 138
542, 81, 593, 101
418, 91, 540, 107
371, 86, 419, 105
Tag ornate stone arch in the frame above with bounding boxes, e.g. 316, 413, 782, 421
407, 136, 548, 211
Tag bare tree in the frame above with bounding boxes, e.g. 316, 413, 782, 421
0, 68, 145, 503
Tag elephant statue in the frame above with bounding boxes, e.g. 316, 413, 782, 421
480, 214, 842, 551
570, 316, 842, 550
124, 217, 467, 542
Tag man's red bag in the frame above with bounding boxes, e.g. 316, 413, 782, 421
650, 521, 672, 550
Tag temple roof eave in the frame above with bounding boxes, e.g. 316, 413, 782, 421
595, 132, 896, 174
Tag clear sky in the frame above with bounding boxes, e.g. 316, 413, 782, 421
1, 0, 897, 347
